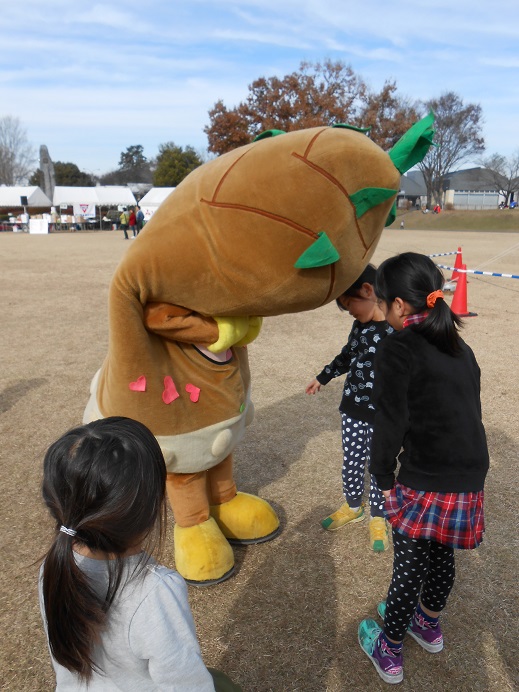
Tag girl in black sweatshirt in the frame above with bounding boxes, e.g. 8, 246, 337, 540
358, 252, 488, 686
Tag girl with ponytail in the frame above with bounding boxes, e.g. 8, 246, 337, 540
357, 253, 489, 685
39, 417, 238, 690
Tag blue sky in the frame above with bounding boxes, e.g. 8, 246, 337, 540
2, 0, 518, 176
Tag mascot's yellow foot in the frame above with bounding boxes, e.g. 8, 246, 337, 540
174, 517, 235, 587
210, 491, 280, 545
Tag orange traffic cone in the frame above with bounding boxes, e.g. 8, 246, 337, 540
450, 264, 477, 317
451, 247, 463, 280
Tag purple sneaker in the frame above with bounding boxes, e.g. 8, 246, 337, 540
358, 619, 403, 684
408, 611, 444, 653
377, 601, 444, 654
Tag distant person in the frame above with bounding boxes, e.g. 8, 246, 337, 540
39, 416, 241, 691
136, 205, 145, 234
305, 264, 393, 551
20, 211, 30, 231
358, 253, 488, 685
119, 208, 129, 239
128, 207, 137, 238
50, 209, 58, 232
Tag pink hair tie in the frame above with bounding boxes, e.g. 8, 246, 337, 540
426, 290, 444, 308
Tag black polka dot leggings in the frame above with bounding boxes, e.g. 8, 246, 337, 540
384, 530, 456, 642
341, 414, 384, 517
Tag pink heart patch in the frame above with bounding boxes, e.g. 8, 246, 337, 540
185, 383, 201, 403
162, 376, 179, 404
129, 376, 147, 392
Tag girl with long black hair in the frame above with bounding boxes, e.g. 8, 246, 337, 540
358, 253, 489, 685
39, 416, 238, 690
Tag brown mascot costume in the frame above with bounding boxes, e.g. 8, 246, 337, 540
84, 114, 434, 585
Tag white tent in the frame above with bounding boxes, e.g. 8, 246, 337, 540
0, 185, 138, 233
53, 186, 137, 207
52, 186, 138, 225
0, 185, 52, 207
138, 187, 175, 221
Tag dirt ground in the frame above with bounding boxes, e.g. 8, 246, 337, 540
1, 228, 518, 691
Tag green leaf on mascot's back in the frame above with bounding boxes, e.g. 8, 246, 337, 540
350, 187, 398, 219
389, 111, 436, 174
253, 129, 286, 141
294, 231, 340, 269
332, 123, 372, 133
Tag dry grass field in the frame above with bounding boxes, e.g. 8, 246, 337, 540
397, 209, 519, 232
1, 227, 518, 691
394, 209, 519, 233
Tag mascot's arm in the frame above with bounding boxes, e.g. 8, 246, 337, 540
144, 302, 219, 345
144, 304, 263, 352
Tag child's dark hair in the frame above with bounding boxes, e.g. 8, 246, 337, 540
336, 264, 376, 309
375, 252, 462, 355
41, 416, 167, 680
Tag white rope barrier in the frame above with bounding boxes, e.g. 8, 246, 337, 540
435, 265, 519, 280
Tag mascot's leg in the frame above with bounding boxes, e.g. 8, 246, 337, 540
208, 455, 280, 544
167, 471, 235, 586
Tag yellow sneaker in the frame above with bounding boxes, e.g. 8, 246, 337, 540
369, 516, 389, 552
321, 502, 365, 531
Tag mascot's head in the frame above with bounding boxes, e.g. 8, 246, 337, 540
118, 114, 434, 324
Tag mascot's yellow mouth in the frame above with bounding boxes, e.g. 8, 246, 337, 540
208, 316, 263, 353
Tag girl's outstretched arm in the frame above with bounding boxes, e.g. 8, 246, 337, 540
305, 379, 322, 395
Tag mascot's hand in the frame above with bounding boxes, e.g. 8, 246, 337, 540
208, 316, 263, 353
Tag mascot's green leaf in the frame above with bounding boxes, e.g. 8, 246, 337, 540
294, 231, 340, 269
350, 187, 398, 218
253, 129, 286, 142
389, 111, 435, 174
384, 201, 397, 227
332, 123, 371, 133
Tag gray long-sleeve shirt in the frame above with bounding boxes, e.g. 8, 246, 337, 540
39, 553, 215, 691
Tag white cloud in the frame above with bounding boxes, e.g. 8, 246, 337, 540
212, 28, 313, 50
480, 57, 519, 69
74, 3, 140, 30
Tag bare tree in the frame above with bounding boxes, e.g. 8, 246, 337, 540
0, 115, 35, 184
418, 92, 485, 207
478, 152, 519, 206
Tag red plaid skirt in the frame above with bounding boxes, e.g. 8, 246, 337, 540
384, 482, 485, 549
